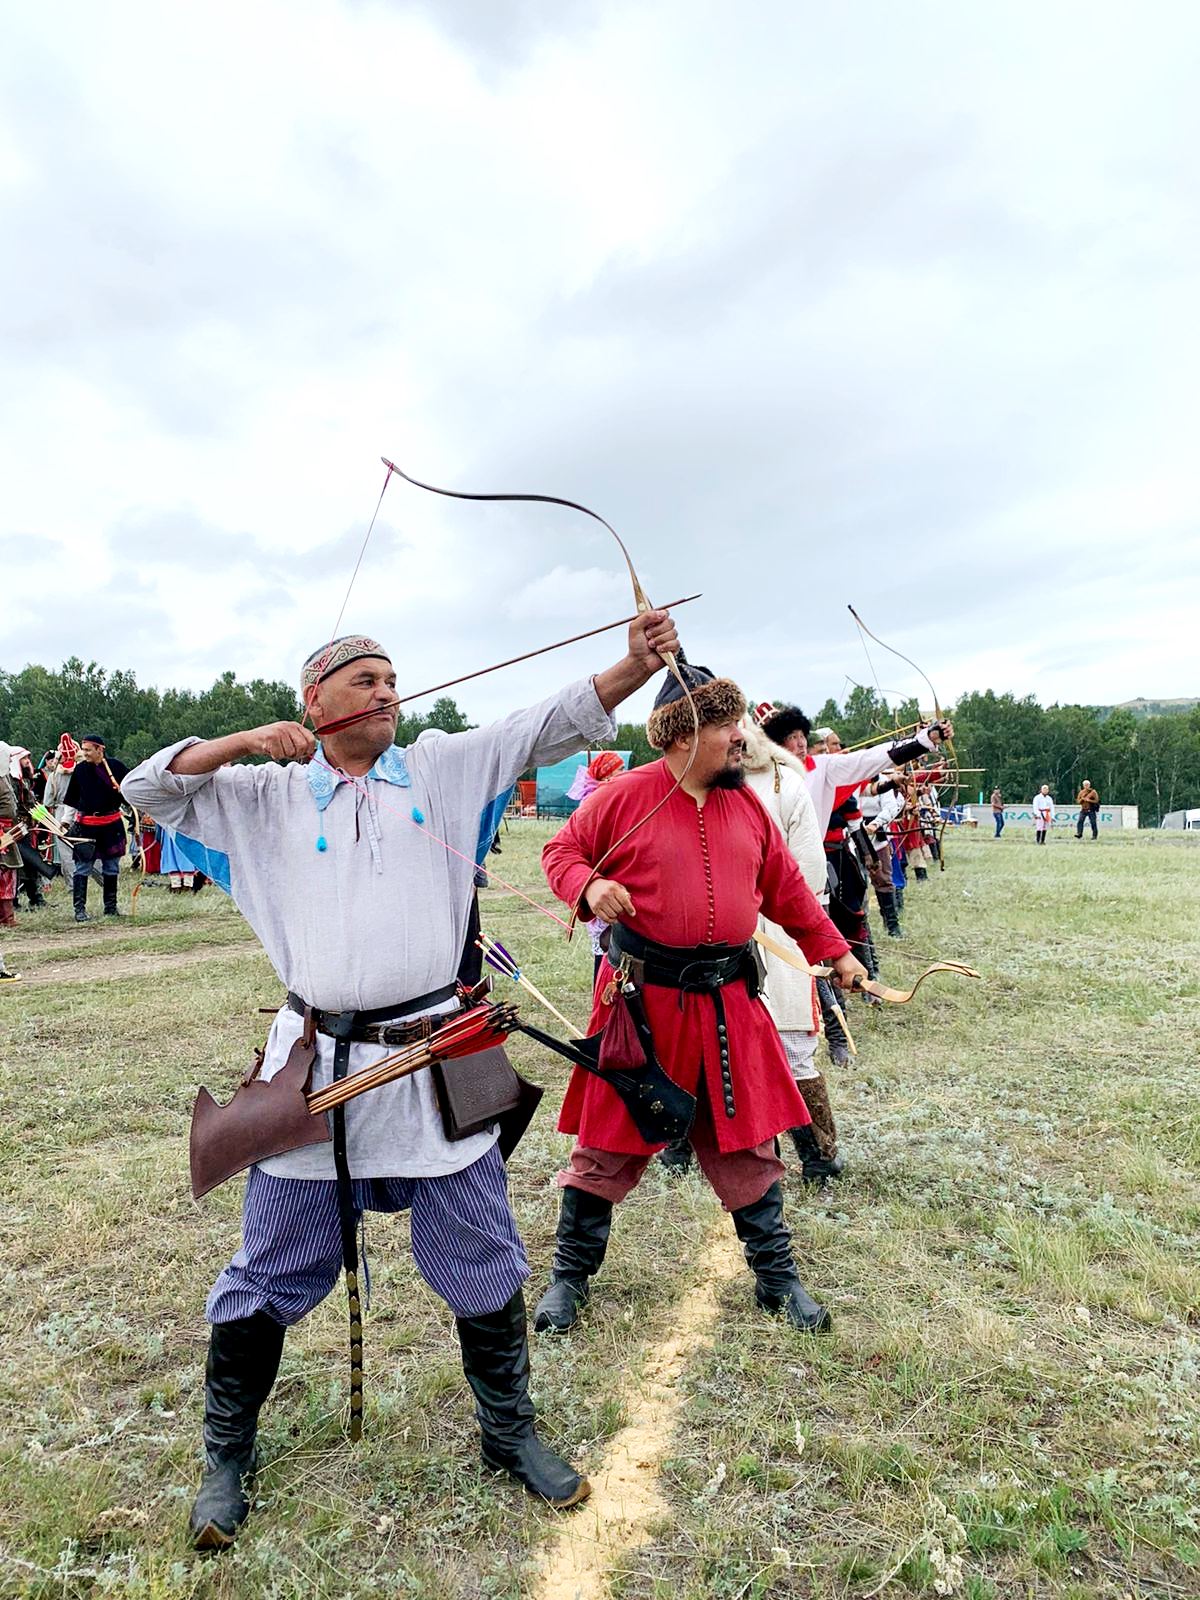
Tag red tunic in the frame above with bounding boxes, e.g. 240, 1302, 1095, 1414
542, 760, 851, 1155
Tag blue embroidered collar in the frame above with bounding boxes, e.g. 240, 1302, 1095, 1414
307, 742, 412, 812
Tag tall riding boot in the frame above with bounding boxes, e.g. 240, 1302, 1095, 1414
863, 920, 880, 981
876, 889, 902, 938
817, 977, 851, 1069
789, 1074, 845, 1183
532, 1186, 613, 1334
731, 1182, 831, 1332
188, 1311, 286, 1551
457, 1290, 590, 1507
72, 874, 90, 923
102, 873, 120, 916
894, 884, 905, 914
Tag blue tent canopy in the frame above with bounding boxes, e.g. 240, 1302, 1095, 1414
536, 751, 632, 818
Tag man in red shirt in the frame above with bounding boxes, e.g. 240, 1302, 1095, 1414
538, 663, 866, 1335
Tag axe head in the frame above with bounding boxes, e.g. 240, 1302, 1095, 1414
189, 1035, 329, 1199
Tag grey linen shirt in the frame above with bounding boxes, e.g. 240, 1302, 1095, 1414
122, 678, 616, 1179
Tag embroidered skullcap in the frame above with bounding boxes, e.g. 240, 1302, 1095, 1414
301, 635, 391, 696
81, 732, 107, 745
813, 727, 835, 743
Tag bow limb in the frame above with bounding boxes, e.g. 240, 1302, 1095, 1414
851, 962, 981, 1005
752, 928, 832, 979
847, 604, 959, 869
383, 457, 700, 936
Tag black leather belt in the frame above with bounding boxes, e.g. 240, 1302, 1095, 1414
608, 927, 759, 1122
286, 982, 459, 1045
608, 926, 753, 992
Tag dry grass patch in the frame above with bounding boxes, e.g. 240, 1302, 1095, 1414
0, 826, 1198, 1597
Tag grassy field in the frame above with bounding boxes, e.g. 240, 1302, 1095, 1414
1, 827, 1198, 1599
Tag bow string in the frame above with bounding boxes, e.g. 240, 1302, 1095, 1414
377, 458, 700, 937
847, 604, 960, 871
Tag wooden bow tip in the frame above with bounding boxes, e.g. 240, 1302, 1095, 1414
854, 962, 982, 1005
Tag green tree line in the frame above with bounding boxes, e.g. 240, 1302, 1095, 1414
0, 660, 471, 767
4, 661, 1198, 824
810, 685, 1200, 824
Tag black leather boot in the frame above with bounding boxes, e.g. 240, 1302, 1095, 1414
817, 978, 851, 1069
731, 1182, 831, 1332
532, 1186, 613, 1334
862, 922, 881, 996
72, 874, 90, 923
789, 1074, 845, 1184
458, 1290, 590, 1507
188, 1312, 286, 1551
894, 884, 905, 914
876, 889, 902, 938
102, 874, 120, 916
914, 864, 928, 882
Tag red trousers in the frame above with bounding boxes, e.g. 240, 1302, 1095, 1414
559, 1088, 783, 1212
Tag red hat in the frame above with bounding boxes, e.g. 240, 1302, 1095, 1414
587, 752, 625, 782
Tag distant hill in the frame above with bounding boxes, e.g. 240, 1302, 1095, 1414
1105, 697, 1200, 719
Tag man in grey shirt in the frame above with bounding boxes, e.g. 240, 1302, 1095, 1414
123, 612, 678, 1549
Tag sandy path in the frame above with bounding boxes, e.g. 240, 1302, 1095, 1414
11, 942, 263, 987
532, 1228, 743, 1600
4, 916, 222, 954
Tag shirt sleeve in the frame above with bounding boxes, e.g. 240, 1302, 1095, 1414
757, 813, 850, 964
413, 677, 617, 824
121, 737, 282, 854
818, 738, 923, 790
541, 782, 622, 916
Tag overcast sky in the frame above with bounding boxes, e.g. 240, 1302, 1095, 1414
3, 0, 1196, 729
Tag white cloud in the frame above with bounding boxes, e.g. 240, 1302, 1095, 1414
2, 0, 1197, 730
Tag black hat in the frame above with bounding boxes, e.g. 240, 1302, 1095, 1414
760, 706, 810, 747
650, 651, 715, 710
81, 732, 107, 746
647, 653, 747, 750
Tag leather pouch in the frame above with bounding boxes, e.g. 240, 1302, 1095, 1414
430, 1044, 523, 1141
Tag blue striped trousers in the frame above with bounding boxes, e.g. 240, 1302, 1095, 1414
206, 1142, 529, 1325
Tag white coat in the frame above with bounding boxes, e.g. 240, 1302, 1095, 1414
741, 720, 825, 1033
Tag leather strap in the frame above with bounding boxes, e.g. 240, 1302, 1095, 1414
324, 1013, 365, 1442
286, 982, 458, 1041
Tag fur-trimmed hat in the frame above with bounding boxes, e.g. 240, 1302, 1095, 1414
646, 658, 747, 750
759, 705, 810, 747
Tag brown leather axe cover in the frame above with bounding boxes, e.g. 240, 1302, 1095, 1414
190, 1032, 329, 1199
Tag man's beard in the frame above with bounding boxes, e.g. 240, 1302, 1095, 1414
707, 764, 746, 791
